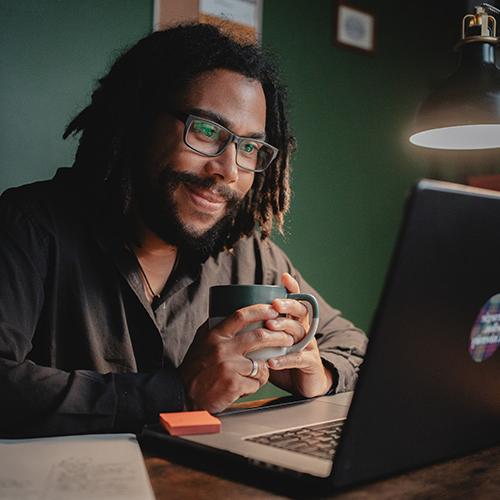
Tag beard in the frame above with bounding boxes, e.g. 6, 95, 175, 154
134, 164, 242, 262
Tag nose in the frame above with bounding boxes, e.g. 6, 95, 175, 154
204, 142, 239, 183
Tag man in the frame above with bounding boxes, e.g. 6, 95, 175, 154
0, 24, 366, 437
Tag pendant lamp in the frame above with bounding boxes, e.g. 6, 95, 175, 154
409, 3, 500, 150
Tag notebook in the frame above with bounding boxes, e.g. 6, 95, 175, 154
142, 179, 500, 492
0, 433, 155, 500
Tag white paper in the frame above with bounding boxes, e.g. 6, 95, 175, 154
0, 434, 155, 500
199, 0, 259, 29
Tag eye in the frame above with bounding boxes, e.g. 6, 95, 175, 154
192, 120, 220, 141
240, 141, 260, 156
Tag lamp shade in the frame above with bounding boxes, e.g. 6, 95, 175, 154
410, 41, 500, 149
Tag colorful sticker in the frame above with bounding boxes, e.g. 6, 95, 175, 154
469, 293, 500, 363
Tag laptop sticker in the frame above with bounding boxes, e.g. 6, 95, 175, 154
469, 293, 500, 362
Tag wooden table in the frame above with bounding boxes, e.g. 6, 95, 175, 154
144, 444, 500, 499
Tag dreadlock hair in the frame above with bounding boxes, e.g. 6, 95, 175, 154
63, 23, 295, 248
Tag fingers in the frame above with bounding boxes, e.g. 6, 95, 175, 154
267, 351, 310, 371
240, 358, 269, 387
279, 272, 309, 321
221, 359, 268, 402
265, 316, 305, 344
210, 273, 303, 342
267, 339, 318, 372
269, 298, 309, 346
238, 327, 294, 354
238, 376, 262, 400
214, 304, 279, 339
183, 360, 267, 413
266, 336, 334, 398
272, 297, 309, 319
282, 272, 300, 294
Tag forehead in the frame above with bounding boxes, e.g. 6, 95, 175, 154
178, 69, 267, 136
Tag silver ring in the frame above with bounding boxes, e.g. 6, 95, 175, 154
249, 359, 259, 378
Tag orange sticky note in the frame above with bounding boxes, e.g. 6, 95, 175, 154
159, 410, 221, 436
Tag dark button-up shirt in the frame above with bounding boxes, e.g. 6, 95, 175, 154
0, 168, 367, 437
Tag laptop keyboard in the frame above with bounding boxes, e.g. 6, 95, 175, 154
245, 419, 345, 460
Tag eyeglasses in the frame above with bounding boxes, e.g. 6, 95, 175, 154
169, 111, 279, 173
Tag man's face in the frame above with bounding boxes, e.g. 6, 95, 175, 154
136, 69, 267, 257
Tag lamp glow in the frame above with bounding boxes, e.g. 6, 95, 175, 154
409, 124, 500, 150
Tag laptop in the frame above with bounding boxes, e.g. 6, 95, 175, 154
142, 179, 500, 491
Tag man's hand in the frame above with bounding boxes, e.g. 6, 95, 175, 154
266, 273, 334, 398
179, 304, 295, 413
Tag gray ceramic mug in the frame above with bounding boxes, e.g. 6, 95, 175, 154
208, 284, 320, 361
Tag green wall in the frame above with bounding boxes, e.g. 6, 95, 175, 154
262, 1, 467, 332
1, 0, 152, 190
1, 0, 470, 334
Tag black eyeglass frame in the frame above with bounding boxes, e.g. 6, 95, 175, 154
168, 110, 279, 173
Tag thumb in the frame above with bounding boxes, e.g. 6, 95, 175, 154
282, 272, 300, 293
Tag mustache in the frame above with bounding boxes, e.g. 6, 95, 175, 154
159, 167, 241, 206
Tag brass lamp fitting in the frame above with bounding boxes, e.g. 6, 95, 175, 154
456, 3, 500, 48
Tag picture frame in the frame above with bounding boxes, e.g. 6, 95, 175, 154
335, 2, 375, 53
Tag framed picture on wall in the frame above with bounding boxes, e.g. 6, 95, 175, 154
335, 2, 375, 53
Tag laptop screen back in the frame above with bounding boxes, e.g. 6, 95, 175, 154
331, 180, 500, 488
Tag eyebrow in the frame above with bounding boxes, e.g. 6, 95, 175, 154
188, 107, 267, 140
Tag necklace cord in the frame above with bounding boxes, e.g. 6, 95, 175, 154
125, 243, 161, 299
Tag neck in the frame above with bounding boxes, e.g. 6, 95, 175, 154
128, 213, 178, 303
133, 221, 177, 259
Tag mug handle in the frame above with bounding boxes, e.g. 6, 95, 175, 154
286, 293, 320, 353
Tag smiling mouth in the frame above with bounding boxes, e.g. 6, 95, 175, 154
184, 185, 227, 213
